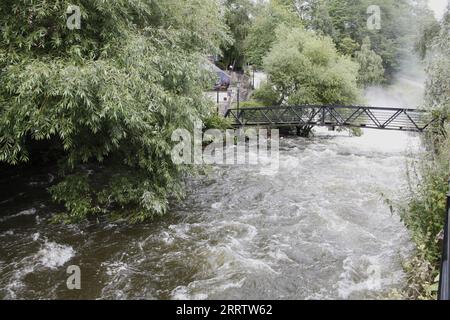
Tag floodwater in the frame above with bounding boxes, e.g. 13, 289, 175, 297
0, 128, 421, 300
0, 70, 425, 300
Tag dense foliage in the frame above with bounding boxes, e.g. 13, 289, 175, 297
256, 25, 360, 106
404, 9, 450, 261
305, 0, 435, 79
0, 0, 230, 222
247, 25, 360, 137
218, 0, 255, 71
244, 0, 300, 68
354, 37, 385, 86
397, 8, 450, 299
244, 0, 436, 83
219, 0, 436, 87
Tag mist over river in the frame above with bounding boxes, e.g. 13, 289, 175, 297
0, 70, 426, 299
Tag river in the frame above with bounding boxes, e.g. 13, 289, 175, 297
1, 64, 428, 300
0, 126, 423, 300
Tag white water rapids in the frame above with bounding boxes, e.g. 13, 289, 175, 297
0, 128, 422, 300
0, 66, 426, 299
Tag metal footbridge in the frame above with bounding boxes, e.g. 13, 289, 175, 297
224, 105, 440, 132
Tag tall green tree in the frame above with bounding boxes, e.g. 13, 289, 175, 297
412, 0, 441, 59
0, 0, 230, 223
354, 37, 385, 86
305, 0, 436, 80
293, 0, 337, 38
424, 12, 450, 117
259, 25, 360, 105
219, 0, 255, 71
252, 25, 360, 136
244, 0, 301, 67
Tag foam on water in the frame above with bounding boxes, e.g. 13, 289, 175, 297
337, 253, 406, 299
36, 241, 75, 269
171, 129, 417, 299
0, 208, 37, 222
1, 240, 75, 299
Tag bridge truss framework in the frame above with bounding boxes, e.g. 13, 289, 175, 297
225, 105, 440, 133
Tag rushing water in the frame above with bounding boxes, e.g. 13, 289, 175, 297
0, 62, 427, 300
0, 127, 421, 300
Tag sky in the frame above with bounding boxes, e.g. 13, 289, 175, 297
428, 0, 448, 20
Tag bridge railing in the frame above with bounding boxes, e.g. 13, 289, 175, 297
439, 179, 450, 300
225, 105, 438, 133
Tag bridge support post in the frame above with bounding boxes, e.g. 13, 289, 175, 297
439, 179, 450, 300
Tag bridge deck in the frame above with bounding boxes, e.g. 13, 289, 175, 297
224, 105, 438, 132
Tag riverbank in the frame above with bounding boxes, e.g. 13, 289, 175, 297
395, 125, 450, 300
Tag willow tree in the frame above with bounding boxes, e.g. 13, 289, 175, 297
0, 0, 230, 223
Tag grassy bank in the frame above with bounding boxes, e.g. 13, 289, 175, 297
394, 124, 449, 300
